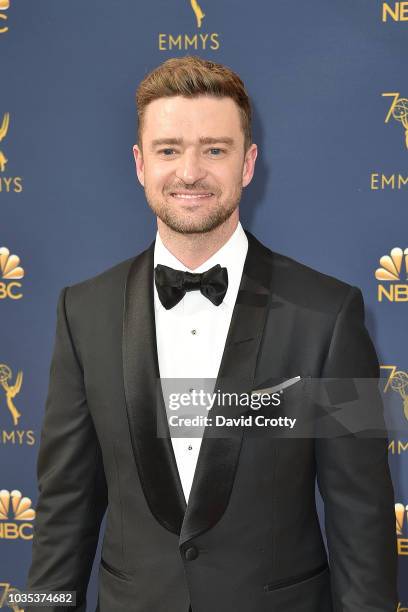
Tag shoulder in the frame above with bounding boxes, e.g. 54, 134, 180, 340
246, 230, 358, 317
62, 243, 153, 318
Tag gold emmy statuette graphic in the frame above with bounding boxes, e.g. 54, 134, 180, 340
390, 370, 408, 420
190, 0, 205, 27
0, 489, 36, 521
0, 248, 24, 280
0, 0, 9, 35
383, 92, 408, 149
395, 502, 407, 536
0, 583, 24, 612
375, 247, 408, 281
0, 364, 22, 426
0, 112, 10, 172
381, 365, 408, 420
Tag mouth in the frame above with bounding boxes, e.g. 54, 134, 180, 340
169, 192, 215, 202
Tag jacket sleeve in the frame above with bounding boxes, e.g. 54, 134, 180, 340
315, 286, 398, 611
25, 286, 108, 612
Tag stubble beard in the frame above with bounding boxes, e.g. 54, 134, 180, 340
145, 184, 243, 235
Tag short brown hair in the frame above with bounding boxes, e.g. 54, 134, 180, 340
136, 55, 252, 151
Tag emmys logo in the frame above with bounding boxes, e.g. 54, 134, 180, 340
0, 365, 22, 427
0, 0, 9, 35
395, 502, 408, 555
0, 113, 10, 173
191, 0, 205, 28
158, 0, 220, 51
0, 113, 24, 194
383, 93, 408, 149
375, 247, 408, 302
381, 365, 408, 419
0, 247, 24, 300
370, 94, 408, 190
0, 363, 33, 446
0, 489, 35, 540
0, 583, 24, 612
382, 365, 408, 454
382, 2, 408, 21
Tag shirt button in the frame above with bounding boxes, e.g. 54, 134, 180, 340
191, 329, 197, 335
188, 445, 193, 451
184, 546, 199, 561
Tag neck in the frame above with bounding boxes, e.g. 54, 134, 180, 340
157, 211, 240, 270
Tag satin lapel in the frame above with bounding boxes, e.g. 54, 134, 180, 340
179, 230, 273, 547
122, 240, 186, 535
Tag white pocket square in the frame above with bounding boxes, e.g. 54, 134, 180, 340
251, 376, 301, 396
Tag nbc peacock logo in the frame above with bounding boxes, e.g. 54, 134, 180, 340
0, 247, 24, 300
375, 247, 408, 302
158, 1, 220, 52
0, 489, 36, 540
0, 0, 9, 35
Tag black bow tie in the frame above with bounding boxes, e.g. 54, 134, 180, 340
154, 263, 228, 310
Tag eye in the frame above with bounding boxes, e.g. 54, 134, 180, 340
208, 148, 225, 156
158, 148, 176, 156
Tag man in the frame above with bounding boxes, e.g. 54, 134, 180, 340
26, 56, 398, 611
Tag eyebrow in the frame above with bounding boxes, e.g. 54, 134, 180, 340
150, 136, 235, 149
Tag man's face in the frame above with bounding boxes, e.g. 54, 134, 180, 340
133, 95, 257, 234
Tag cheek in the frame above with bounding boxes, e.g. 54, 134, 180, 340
145, 164, 171, 188
218, 164, 243, 189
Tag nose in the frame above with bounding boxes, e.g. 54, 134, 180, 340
175, 149, 206, 184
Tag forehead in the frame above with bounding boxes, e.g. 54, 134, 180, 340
142, 95, 243, 141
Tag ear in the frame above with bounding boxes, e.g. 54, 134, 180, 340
242, 143, 258, 188
133, 144, 145, 187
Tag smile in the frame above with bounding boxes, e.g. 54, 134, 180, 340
170, 193, 214, 199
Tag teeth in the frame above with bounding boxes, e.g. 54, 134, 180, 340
172, 193, 212, 199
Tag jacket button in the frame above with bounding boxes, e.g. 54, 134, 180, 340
184, 546, 199, 561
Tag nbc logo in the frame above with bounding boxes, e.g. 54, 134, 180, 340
0, 0, 9, 35
395, 502, 408, 555
375, 247, 408, 302
0, 489, 35, 540
382, 2, 408, 22
0, 247, 24, 300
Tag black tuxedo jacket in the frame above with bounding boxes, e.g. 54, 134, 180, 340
26, 229, 398, 612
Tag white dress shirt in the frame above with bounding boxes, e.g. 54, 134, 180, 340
153, 221, 248, 503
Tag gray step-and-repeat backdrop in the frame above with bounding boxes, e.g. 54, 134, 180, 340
1, 1, 407, 609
